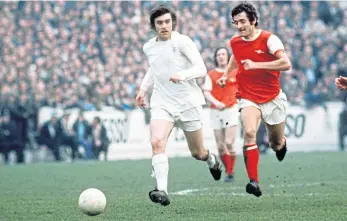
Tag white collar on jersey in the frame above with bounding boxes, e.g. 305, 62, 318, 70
241, 29, 262, 42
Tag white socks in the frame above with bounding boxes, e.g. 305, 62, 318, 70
206, 151, 216, 168
152, 153, 169, 194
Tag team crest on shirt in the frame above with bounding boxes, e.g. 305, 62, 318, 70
255, 49, 264, 54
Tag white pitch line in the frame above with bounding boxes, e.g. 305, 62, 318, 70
188, 192, 335, 197
172, 191, 334, 197
171, 182, 334, 196
172, 188, 209, 195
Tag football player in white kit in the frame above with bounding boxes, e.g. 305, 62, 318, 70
136, 5, 222, 206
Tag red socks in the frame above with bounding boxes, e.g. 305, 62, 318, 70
221, 153, 236, 175
221, 154, 231, 174
230, 153, 236, 175
243, 144, 259, 183
220, 144, 259, 182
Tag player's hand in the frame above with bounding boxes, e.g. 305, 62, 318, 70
217, 76, 228, 88
335, 76, 347, 90
241, 59, 258, 70
136, 90, 147, 108
214, 101, 226, 110
169, 74, 184, 83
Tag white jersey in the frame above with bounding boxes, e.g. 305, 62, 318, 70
140, 31, 207, 113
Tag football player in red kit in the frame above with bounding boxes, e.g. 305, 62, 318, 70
218, 2, 292, 197
203, 47, 239, 182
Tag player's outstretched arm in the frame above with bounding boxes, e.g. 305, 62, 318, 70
174, 36, 207, 81
136, 68, 154, 108
247, 50, 291, 71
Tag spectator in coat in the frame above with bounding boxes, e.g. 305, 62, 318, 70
91, 116, 109, 160
73, 112, 92, 159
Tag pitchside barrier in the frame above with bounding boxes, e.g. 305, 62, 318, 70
38, 102, 343, 160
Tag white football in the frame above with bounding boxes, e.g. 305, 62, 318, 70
78, 188, 107, 216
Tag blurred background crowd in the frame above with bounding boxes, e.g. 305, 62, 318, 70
0, 1, 346, 163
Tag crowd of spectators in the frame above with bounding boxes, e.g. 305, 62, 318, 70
0, 1, 346, 113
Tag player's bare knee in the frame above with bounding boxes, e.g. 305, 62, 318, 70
243, 129, 257, 143
217, 144, 226, 156
151, 137, 166, 154
225, 137, 235, 148
225, 143, 235, 152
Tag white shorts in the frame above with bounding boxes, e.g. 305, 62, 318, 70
150, 107, 202, 132
239, 91, 288, 125
210, 106, 239, 130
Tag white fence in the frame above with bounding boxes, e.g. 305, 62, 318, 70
38, 102, 344, 160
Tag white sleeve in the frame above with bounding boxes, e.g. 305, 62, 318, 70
203, 75, 212, 91
267, 35, 285, 56
140, 42, 155, 92
140, 67, 154, 92
176, 35, 207, 80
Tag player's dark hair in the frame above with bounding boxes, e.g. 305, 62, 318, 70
214, 47, 230, 67
150, 4, 177, 30
231, 2, 258, 27
94, 116, 101, 123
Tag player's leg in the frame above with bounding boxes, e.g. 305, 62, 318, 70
148, 109, 175, 206
240, 104, 262, 197
262, 91, 288, 161
265, 122, 287, 161
224, 125, 237, 182
213, 129, 231, 177
210, 109, 230, 178
222, 106, 239, 182
183, 126, 222, 181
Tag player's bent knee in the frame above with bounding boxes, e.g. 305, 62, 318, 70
151, 137, 166, 153
225, 143, 235, 152
225, 137, 236, 146
244, 129, 257, 142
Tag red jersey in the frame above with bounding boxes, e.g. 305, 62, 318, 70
230, 30, 285, 104
204, 68, 238, 109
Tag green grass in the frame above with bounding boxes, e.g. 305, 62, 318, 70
0, 152, 347, 221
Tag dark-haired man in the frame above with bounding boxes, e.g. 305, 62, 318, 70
136, 5, 222, 206
218, 2, 292, 197
203, 47, 239, 182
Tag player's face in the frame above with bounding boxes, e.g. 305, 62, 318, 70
232, 12, 256, 38
154, 13, 173, 41
216, 48, 228, 67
